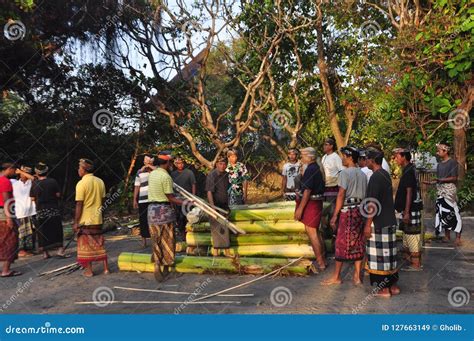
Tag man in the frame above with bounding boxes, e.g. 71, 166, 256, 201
321, 137, 343, 209
0, 163, 21, 277
148, 153, 184, 282
366, 142, 391, 174
393, 147, 423, 271
423, 143, 462, 246
74, 159, 108, 277
13, 166, 36, 257
205, 156, 231, 257
133, 154, 155, 247
363, 148, 400, 297
281, 149, 302, 201
171, 157, 197, 241
323, 146, 367, 286
358, 149, 373, 182
294, 147, 326, 273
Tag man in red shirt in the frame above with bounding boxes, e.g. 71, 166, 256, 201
0, 162, 21, 277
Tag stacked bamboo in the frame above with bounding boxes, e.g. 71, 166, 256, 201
185, 201, 332, 259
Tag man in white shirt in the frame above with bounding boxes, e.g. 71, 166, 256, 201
12, 166, 36, 257
281, 149, 302, 200
358, 149, 373, 182
322, 137, 343, 203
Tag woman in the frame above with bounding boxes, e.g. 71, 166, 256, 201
147, 153, 184, 282
29, 162, 67, 259
225, 149, 250, 206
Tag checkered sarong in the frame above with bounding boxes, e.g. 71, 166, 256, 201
366, 224, 397, 274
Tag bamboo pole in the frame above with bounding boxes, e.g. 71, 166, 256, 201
113, 286, 254, 297
75, 300, 240, 305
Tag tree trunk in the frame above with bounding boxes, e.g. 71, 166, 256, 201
453, 84, 473, 180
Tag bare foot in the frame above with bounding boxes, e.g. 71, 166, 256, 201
390, 285, 400, 295
454, 239, 463, 247
353, 279, 363, 286
321, 278, 342, 286
103, 270, 110, 275
375, 288, 391, 298
83, 270, 94, 278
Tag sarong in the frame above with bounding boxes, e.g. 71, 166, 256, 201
295, 198, 323, 228
18, 216, 35, 251
210, 217, 230, 248
148, 203, 176, 266
335, 204, 365, 262
0, 218, 18, 263
77, 225, 107, 266
366, 224, 398, 287
138, 203, 150, 238
35, 208, 63, 251
435, 183, 462, 233
229, 193, 244, 206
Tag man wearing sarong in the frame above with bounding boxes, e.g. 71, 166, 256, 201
0, 163, 21, 277
363, 148, 400, 298
30, 162, 67, 259
74, 159, 108, 277
321, 138, 343, 213
206, 156, 231, 257
323, 146, 367, 286
13, 166, 36, 257
148, 153, 184, 282
294, 147, 326, 274
423, 143, 462, 246
393, 147, 423, 271
133, 155, 155, 247
281, 149, 302, 201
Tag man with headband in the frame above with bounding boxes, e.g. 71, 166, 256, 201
74, 158, 109, 277
423, 142, 462, 246
363, 147, 400, 297
133, 154, 156, 247
323, 145, 367, 286
321, 137, 343, 214
393, 147, 423, 271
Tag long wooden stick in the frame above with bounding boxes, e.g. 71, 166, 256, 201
173, 183, 245, 235
38, 263, 79, 276
75, 300, 241, 305
113, 286, 253, 297
191, 257, 304, 303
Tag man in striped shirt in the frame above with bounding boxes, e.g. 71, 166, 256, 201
133, 155, 155, 247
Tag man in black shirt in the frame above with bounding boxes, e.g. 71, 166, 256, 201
393, 147, 422, 271
363, 148, 400, 298
205, 156, 231, 256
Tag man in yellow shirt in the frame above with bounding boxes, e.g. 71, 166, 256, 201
73, 159, 108, 277
148, 153, 184, 282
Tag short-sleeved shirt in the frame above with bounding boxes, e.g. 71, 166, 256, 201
13, 179, 36, 218
322, 153, 343, 187
301, 162, 325, 196
75, 173, 106, 225
437, 158, 458, 179
30, 178, 60, 210
171, 169, 196, 194
0, 176, 13, 207
338, 167, 367, 200
282, 162, 302, 190
205, 169, 229, 208
382, 158, 391, 175
366, 169, 397, 228
361, 167, 373, 182
134, 170, 150, 204
148, 168, 174, 203
394, 163, 417, 212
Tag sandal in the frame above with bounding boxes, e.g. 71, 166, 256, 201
1, 270, 22, 277
55, 254, 71, 259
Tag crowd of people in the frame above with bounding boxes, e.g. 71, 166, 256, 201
0, 140, 463, 292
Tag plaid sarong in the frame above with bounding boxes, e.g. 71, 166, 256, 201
366, 224, 397, 274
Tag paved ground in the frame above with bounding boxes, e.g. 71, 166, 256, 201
0, 218, 473, 314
